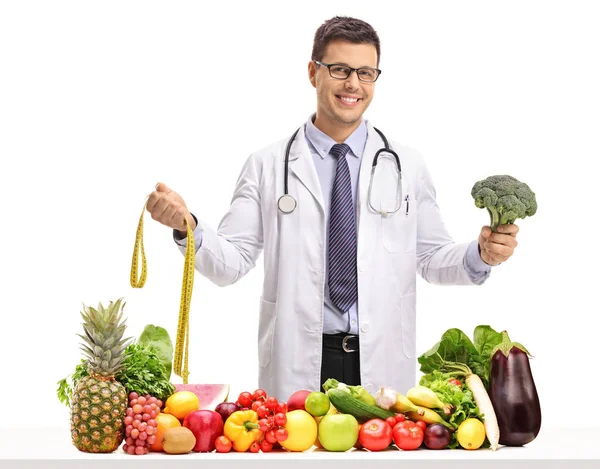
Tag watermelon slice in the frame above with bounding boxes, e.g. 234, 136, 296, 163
174, 384, 230, 411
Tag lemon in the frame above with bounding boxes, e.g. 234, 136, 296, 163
457, 418, 486, 450
164, 391, 200, 421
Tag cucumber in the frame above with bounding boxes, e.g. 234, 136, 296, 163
327, 388, 395, 423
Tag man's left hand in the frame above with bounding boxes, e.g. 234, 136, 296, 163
478, 224, 519, 266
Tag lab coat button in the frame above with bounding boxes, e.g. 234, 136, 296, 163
361, 323, 370, 333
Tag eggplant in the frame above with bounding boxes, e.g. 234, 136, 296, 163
489, 331, 541, 446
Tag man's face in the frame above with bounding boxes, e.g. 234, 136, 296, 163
309, 40, 378, 126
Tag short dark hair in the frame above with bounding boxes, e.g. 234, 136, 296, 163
311, 16, 381, 66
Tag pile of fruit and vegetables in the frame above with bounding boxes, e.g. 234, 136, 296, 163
57, 299, 541, 455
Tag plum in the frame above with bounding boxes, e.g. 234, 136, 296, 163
214, 402, 238, 424
423, 423, 452, 450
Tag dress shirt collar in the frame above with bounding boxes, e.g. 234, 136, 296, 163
305, 112, 367, 159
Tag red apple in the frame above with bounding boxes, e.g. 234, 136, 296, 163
183, 410, 224, 452
287, 390, 312, 412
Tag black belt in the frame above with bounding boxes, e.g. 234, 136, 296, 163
323, 333, 359, 353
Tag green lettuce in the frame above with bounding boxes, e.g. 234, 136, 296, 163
138, 324, 174, 379
417, 325, 503, 389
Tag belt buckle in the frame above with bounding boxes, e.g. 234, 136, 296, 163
342, 335, 357, 353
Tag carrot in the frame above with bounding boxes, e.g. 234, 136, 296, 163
440, 360, 500, 451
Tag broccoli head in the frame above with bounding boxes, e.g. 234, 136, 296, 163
471, 175, 537, 232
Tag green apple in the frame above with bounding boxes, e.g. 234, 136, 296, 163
317, 414, 359, 451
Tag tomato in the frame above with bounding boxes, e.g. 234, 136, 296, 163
394, 420, 415, 430
238, 392, 253, 408
257, 405, 270, 419
265, 397, 278, 410
260, 439, 273, 452
251, 400, 262, 412
252, 389, 267, 401
359, 419, 394, 452
275, 402, 288, 414
393, 422, 424, 450
385, 417, 397, 428
395, 413, 405, 423
274, 413, 287, 427
249, 441, 260, 453
275, 428, 288, 442
215, 435, 232, 453
448, 378, 463, 388
265, 429, 278, 444
415, 420, 427, 431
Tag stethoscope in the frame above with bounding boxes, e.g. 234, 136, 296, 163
277, 126, 404, 217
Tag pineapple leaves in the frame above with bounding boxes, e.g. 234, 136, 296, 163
58, 343, 175, 406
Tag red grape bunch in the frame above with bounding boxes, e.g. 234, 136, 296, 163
122, 392, 163, 455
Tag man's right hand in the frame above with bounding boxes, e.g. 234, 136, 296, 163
146, 182, 196, 235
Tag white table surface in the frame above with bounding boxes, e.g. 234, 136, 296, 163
1, 426, 599, 468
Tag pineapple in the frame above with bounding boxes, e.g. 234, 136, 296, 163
70, 299, 131, 453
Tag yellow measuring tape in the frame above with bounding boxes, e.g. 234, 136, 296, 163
130, 197, 195, 384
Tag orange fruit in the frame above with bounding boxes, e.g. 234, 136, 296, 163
150, 413, 181, 452
164, 391, 200, 421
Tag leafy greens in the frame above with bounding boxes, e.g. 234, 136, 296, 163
419, 371, 488, 449
57, 324, 175, 405
417, 325, 503, 389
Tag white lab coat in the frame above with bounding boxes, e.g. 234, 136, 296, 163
188, 121, 484, 401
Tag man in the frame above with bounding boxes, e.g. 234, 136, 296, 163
146, 16, 519, 401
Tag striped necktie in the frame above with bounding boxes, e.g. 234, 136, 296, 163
328, 143, 358, 313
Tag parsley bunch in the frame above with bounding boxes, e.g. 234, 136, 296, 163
57, 343, 175, 405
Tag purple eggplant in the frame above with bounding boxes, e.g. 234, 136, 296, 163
489, 331, 541, 446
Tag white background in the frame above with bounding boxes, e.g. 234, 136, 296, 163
1, 0, 598, 432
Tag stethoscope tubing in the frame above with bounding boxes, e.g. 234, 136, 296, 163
279, 126, 402, 214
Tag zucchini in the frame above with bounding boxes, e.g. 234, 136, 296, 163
327, 388, 395, 423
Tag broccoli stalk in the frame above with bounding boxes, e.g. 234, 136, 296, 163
471, 175, 537, 233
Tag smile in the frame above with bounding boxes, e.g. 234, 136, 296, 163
335, 95, 362, 107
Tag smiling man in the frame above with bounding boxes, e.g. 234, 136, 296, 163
146, 16, 520, 401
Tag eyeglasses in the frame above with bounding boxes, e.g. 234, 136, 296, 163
314, 60, 381, 83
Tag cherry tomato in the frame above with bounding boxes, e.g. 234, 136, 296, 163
215, 436, 232, 453
358, 419, 394, 452
386, 417, 397, 428
260, 439, 273, 452
393, 423, 424, 451
238, 392, 253, 408
415, 420, 427, 431
275, 428, 288, 442
259, 418, 271, 432
251, 400, 262, 412
252, 389, 267, 401
249, 441, 260, 453
395, 413, 405, 423
257, 405, 270, 419
265, 429, 278, 444
275, 402, 288, 414
448, 378, 463, 388
274, 413, 287, 427
265, 397, 278, 410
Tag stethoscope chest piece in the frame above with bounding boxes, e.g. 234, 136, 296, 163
278, 194, 297, 213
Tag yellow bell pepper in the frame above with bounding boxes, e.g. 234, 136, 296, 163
223, 410, 262, 452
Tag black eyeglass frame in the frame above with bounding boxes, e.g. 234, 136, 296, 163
313, 60, 382, 83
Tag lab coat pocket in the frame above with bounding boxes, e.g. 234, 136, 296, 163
258, 297, 277, 368
400, 292, 416, 359
381, 193, 417, 253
